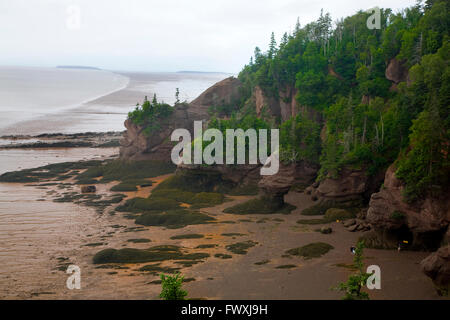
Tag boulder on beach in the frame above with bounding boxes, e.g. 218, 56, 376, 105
81, 185, 96, 193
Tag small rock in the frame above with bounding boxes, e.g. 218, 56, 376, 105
320, 227, 332, 234
344, 219, 356, 227
81, 185, 96, 193
347, 225, 358, 232
305, 187, 312, 195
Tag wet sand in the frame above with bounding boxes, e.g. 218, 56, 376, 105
0, 147, 118, 175
0, 71, 229, 136
0, 153, 443, 299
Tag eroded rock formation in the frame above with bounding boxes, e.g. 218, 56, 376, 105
120, 77, 241, 161
306, 167, 385, 207
366, 164, 450, 250
259, 162, 318, 206
254, 86, 299, 122
421, 245, 450, 295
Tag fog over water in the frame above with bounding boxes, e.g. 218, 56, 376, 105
0, 66, 229, 135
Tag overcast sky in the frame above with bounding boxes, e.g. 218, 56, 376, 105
0, 0, 416, 73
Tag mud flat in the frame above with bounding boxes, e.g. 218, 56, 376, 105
0, 153, 443, 299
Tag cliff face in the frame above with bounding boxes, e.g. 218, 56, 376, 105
259, 161, 318, 205
305, 167, 385, 208
366, 164, 450, 250
385, 58, 409, 91
254, 85, 299, 122
120, 77, 241, 161
385, 58, 408, 84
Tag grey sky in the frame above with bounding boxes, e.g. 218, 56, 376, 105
0, 0, 416, 73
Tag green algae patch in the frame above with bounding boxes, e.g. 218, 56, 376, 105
53, 193, 126, 214
225, 240, 258, 254
323, 208, 354, 221
127, 238, 151, 243
154, 170, 233, 194
76, 160, 175, 184
285, 242, 334, 259
228, 183, 259, 196
0, 160, 103, 183
151, 188, 226, 209
111, 179, 153, 192
254, 259, 270, 265
83, 242, 105, 247
93, 245, 210, 264
221, 233, 246, 237
301, 201, 361, 216
214, 253, 233, 259
117, 197, 180, 212
174, 260, 204, 267
195, 244, 217, 249
138, 264, 180, 274
170, 234, 204, 240
135, 209, 215, 229
297, 208, 355, 225
333, 263, 358, 271
275, 264, 297, 269
223, 197, 296, 215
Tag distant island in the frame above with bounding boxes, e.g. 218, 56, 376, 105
57, 65, 101, 70
177, 70, 230, 74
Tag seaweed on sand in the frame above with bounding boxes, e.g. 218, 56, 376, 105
285, 242, 334, 259
93, 245, 210, 264
223, 197, 296, 215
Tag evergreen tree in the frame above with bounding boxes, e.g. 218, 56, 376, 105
268, 32, 277, 59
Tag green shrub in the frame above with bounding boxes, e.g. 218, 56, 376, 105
390, 210, 405, 220
159, 273, 187, 300
334, 241, 370, 300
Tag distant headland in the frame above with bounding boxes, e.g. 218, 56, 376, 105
56, 65, 101, 70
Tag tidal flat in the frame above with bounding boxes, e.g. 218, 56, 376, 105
0, 148, 442, 300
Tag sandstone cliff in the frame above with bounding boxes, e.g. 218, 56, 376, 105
259, 161, 318, 205
253, 85, 299, 122
366, 164, 450, 250
421, 245, 450, 295
120, 77, 241, 161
